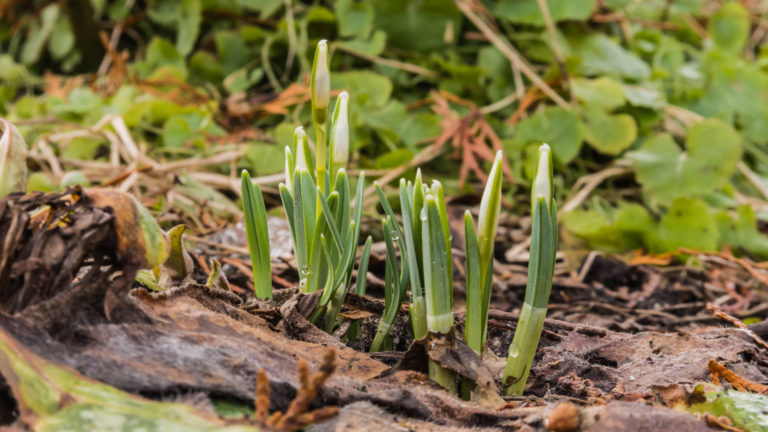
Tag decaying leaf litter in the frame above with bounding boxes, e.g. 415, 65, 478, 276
0, 185, 766, 431
2, 170, 767, 430
3, 0, 768, 431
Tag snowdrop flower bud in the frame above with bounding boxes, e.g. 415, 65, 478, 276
533, 144, 552, 207
294, 127, 309, 172
311, 40, 330, 111
478, 150, 502, 246
331, 91, 350, 167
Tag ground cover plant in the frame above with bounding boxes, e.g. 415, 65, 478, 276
1, 0, 768, 431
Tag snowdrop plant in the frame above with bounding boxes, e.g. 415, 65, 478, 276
279, 40, 367, 332
421, 181, 457, 393
503, 144, 557, 396
373, 173, 429, 342
311, 39, 330, 194
370, 215, 410, 352
241, 170, 272, 300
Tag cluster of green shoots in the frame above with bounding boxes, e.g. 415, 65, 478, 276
2, 38, 560, 398
230, 40, 559, 397
240, 40, 372, 333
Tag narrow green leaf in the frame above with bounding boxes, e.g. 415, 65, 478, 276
463, 211, 483, 355
241, 170, 272, 299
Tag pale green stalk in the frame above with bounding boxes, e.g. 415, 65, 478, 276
503, 144, 557, 396
242, 170, 272, 300
422, 187, 457, 393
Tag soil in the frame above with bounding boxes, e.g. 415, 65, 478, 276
0, 190, 767, 431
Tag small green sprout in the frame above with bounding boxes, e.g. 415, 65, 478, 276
370, 215, 409, 352
421, 181, 457, 393
159, 224, 193, 284
0, 118, 27, 198
241, 170, 272, 300
206, 258, 231, 291
503, 144, 557, 396
465, 151, 503, 357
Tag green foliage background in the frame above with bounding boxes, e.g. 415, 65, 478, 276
2, 0, 768, 257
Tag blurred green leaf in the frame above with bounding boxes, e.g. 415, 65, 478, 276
245, 143, 285, 176
177, 0, 202, 56
375, 149, 414, 169
336, 0, 373, 38
629, 119, 741, 204
49, 16, 75, 61
215, 31, 253, 75
333, 71, 393, 109
61, 137, 106, 160
516, 107, 583, 164
373, 0, 461, 52
20, 4, 59, 65
654, 197, 718, 252
138, 37, 187, 79
27, 172, 56, 193
582, 110, 637, 155
337, 30, 387, 56
709, 2, 749, 55
572, 77, 626, 111
716, 205, 768, 258
571, 33, 651, 81
494, 0, 596, 25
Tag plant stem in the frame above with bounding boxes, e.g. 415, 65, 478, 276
502, 303, 547, 395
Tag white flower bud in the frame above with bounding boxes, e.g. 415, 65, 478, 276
294, 127, 309, 172
311, 40, 330, 110
478, 150, 502, 241
533, 144, 552, 206
331, 91, 349, 166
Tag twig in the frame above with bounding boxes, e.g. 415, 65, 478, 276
480, 92, 521, 114
335, 44, 438, 78
737, 161, 768, 201
535, 0, 571, 100
362, 142, 445, 199
708, 358, 768, 393
562, 164, 632, 213
706, 303, 768, 351
455, 0, 570, 110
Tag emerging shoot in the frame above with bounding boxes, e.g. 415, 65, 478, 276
465, 151, 503, 357
422, 183, 457, 393
503, 144, 557, 396
242, 170, 272, 300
